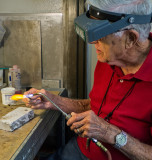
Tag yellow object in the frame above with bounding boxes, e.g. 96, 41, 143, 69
11, 94, 25, 101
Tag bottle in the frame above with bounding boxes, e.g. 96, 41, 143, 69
8, 65, 21, 93
15, 67, 21, 93
11, 66, 17, 89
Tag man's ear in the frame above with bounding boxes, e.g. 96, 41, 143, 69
125, 29, 139, 49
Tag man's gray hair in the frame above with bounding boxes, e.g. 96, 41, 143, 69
85, 0, 152, 41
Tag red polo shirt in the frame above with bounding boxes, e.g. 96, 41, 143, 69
77, 33, 152, 160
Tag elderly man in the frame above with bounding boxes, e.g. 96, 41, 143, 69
25, 0, 152, 159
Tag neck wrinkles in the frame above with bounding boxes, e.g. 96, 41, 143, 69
121, 39, 152, 75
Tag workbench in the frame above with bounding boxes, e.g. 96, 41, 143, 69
0, 88, 67, 160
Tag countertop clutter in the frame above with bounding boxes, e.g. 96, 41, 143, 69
0, 89, 65, 160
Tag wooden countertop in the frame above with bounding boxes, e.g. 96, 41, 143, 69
0, 91, 61, 160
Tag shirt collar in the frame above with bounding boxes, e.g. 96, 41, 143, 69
112, 33, 152, 82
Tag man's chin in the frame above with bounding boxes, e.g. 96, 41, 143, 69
98, 59, 105, 63
97, 56, 106, 63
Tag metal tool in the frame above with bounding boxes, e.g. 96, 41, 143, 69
37, 92, 72, 120
36, 92, 108, 151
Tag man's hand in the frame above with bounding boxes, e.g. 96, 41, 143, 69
67, 110, 112, 143
23, 88, 56, 110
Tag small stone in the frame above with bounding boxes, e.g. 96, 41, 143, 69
0, 107, 34, 131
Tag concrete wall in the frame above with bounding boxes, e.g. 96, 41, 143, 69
0, 0, 62, 13
0, 0, 64, 89
0, 0, 86, 98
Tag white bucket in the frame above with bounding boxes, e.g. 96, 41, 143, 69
1, 87, 15, 105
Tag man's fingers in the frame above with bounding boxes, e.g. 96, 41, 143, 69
67, 112, 85, 126
70, 120, 84, 130
67, 110, 95, 127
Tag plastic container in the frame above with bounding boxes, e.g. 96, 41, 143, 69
1, 87, 15, 105
15, 67, 21, 93
8, 65, 21, 93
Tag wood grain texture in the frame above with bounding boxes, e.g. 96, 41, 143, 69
0, 90, 60, 160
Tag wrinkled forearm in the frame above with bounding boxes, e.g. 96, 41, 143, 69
120, 134, 152, 160
48, 93, 91, 113
104, 124, 152, 160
